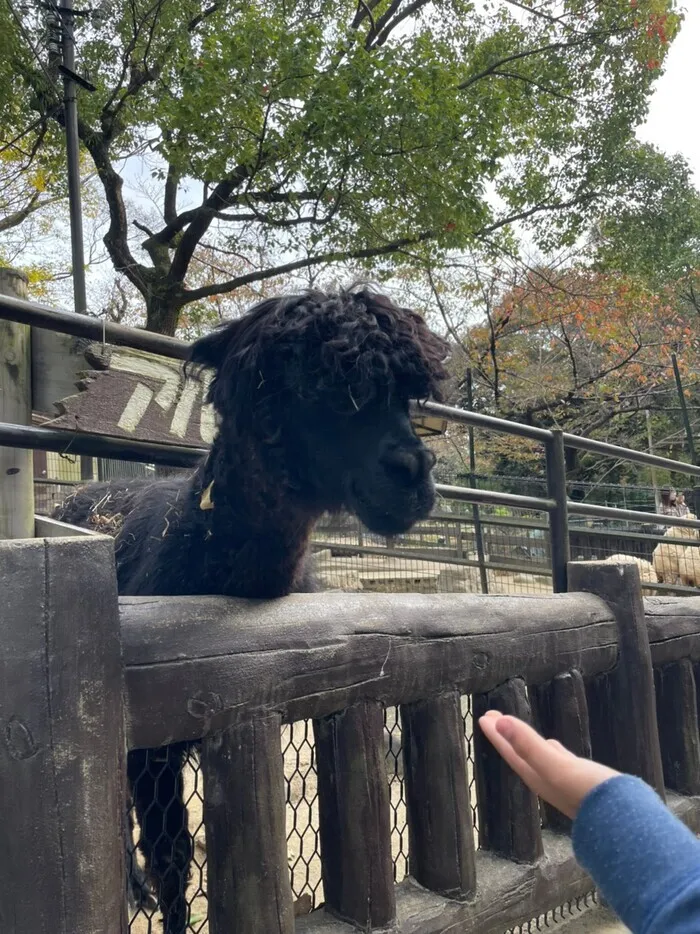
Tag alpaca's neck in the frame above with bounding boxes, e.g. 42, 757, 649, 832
197, 437, 320, 598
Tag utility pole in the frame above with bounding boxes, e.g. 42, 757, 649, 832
58, 0, 88, 314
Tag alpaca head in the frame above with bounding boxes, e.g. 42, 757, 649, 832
188, 287, 449, 535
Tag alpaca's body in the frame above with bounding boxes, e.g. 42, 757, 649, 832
652, 521, 699, 585
55, 288, 448, 933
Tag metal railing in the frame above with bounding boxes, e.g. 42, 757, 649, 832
4, 291, 700, 596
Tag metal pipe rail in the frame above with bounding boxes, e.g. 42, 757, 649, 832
563, 432, 700, 479
435, 483, 554, 513
2, 293, 699, 476
0, 421, 204, 467
570, 501, 700, 531
415, 401, 553, 442
0, 292, 188, 359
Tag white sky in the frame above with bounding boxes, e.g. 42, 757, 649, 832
637, 4, 700, 179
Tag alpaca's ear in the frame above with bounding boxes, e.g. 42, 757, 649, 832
187, 323, 236, 372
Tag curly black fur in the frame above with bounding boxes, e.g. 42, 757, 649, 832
54, 286, 449, 932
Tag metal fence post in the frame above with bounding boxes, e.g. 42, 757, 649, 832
546, 429, 569, 593
466, 369, 489, 594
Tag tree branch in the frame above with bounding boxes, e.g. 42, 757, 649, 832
163, 161, 179, 225
458, 31, 615, 91
167, 163, 255, 282
80, 131, 151, 294
188, 2, 220, 32
489, 69, 577, 103
0, 190, 64, 233
369, 0, 432, 50
183, 231, 434, 302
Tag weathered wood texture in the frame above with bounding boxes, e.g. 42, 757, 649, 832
35, 514, 100, 537
119, 591, 618, 749
530, 670, 591, 833
654, 659, 700, 795
473, 678, 543, 863
46, 342, 216, 446
31, 329, 89, 414
202, 712, 294, 934
401, 692, 476, 899
0, 267, 34, 539
646, 596, 700, 666
569, 561, 665, 797
314, 700, 395, 928
0, 536, 127, 934
297, 790, 700, 934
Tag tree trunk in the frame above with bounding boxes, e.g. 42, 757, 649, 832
145, 286, 184, 337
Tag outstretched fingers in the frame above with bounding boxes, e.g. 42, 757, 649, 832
478, 713, 544, 793
479, 711, 621, 820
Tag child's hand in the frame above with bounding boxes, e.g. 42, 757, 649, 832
478, 710, 620, 819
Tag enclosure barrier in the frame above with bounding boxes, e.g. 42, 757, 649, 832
6, 290, 700, 595
3, 531, 700, 934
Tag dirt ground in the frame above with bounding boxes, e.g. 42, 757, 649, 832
557, 906, 628, 932
312, 550, 552, 595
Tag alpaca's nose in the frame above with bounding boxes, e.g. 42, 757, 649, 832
380, 444, 436, 485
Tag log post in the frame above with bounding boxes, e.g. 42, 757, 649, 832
401, 691, 476, 899
0, 535, 127, 934
314, 700, 395, 928
473, 678, 543, 863
0, 268, 33, 539
530, 670, 591, 833
568, 560, 665, 798
202, 713, 294, 934
655, 659, 700, 796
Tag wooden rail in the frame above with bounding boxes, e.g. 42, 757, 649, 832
120, 590, 617, 748
4, 538, 700, 934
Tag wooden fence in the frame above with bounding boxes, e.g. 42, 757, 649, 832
3, 531, 700, 934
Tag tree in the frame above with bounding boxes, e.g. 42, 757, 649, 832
3, 0, 681, 333
592, 142, 700, 299
425, 256, 697, 453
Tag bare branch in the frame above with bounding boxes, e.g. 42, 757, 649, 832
0, 190, 64, 233
183, 231, 434, 302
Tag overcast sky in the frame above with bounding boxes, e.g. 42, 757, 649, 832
637, 4, 699, 179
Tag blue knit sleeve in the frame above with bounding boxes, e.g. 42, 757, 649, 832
572, 775, 700, 934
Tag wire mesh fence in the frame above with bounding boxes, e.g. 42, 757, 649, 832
126, 700, 479, 934
125, 694, 597, 934
312, 501, 553, 598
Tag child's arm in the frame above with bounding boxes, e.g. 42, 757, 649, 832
478, 711, 700, 934
573, 775, 700, 934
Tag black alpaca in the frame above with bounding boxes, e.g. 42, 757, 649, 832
55, 287, 449, 933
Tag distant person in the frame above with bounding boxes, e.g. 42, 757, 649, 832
479, 711, 700, 934
676, 492, 691, 517
659, 487, 682, 517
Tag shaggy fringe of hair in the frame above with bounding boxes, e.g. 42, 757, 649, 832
187, 286, 449, 423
